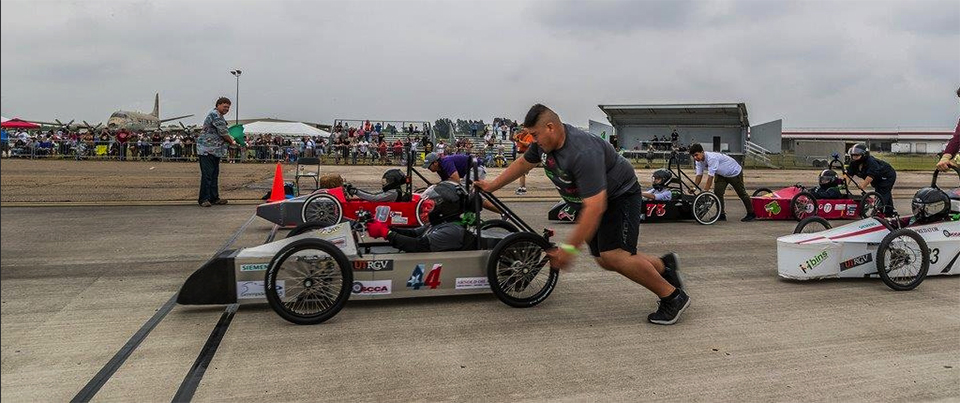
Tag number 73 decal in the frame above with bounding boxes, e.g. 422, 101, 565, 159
407, 264, 443, 290
645, 203, 667, 217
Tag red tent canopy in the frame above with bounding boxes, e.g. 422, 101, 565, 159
1, 119, 40, 129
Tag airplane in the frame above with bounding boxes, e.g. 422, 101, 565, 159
106, 93, 193, 132
29, 93, 193, 133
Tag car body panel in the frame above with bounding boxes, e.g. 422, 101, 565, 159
752, 185, 864, 220
256, 186, 426, 228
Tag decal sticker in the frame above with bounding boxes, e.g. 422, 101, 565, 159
799, 250, 829, 273
840, 253, 873, 271
846, 204, 857, 216
645, 203, 667, 217
329, 236, 348, 248
390, 212, 408, 225
237, 280, 285, 299
407, 264, 443, 290
943, 229, 960, 238
352, 259, 394, 272
930, 248, 940, 264
455, 277, 489, 290
915, 226, 939, 234
764, 201, 781, 215
240, 263, 268, 272
351, 280, 392, 295
822, 203, 833, 213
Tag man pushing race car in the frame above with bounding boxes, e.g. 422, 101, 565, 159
475, 104, 690, 325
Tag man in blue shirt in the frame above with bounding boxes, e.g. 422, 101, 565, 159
197, 97, 237, 207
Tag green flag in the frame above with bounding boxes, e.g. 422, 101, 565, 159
228, 124, 245, 147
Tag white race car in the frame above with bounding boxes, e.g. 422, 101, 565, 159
777, 168, 960, 290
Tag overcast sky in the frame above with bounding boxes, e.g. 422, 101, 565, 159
1, 0, 957, 129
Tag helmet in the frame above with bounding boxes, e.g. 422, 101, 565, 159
848, 143, 869, 158
911, 187, 950, 222
651, 169, 672, 191
381, 169, 406, 192
423, 182, 467, 225
818, 169, 840, 188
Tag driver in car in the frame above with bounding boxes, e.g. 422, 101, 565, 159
809, 169, 843, 199
366, 181, 470, 252
641, 169, 674, 201
344, 169, 407, 202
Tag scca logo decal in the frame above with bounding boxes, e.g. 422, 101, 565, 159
351, 281, 391, 295
943, 230, 960, 238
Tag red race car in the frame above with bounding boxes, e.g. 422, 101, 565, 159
751, 156, 884, 221
257, 152, 436, 228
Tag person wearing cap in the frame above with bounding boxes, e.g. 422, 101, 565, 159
845, 143, 897, 215
474, 104, 689, 325
423, 152, 485, 184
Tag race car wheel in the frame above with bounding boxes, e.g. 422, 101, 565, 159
286, 220, 335, 238
487, 232, 558, 308
876, 229, 929, 291
790, 191, 818, 221
479, 219, 519, 237
752, 188, 773, 197
415, 197, 435, 226
692, 192, 721, 225
265, 238, 353, 325
859, 191, 884, 218
793, 216, 832, 234
301, 193, 343, 226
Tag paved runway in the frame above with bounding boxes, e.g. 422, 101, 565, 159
1, 200, 958, 402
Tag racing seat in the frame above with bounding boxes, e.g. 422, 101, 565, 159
295, 157, 321, 193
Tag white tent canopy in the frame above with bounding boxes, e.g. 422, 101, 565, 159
1, 116, 9, 123
242, 121, 330, 138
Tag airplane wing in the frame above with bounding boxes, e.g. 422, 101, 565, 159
160, 114, 194, 123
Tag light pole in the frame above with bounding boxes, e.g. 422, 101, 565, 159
230, 70, 242, 125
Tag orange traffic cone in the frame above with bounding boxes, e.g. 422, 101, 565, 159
268, 163, 285, 202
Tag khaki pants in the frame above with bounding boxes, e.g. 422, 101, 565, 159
714, 171, 754, 215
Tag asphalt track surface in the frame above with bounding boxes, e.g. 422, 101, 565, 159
2, 199, 958, 402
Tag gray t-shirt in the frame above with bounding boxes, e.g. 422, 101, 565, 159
525, 124, 638, 202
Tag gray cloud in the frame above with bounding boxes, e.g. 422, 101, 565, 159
1, 0, 957, 130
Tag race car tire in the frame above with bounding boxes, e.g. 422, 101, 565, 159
876, 229, 929, 291
300, 193, 343, 227
790, 191, 818, 221
265, 238, 353, 325
692, 192, 721, 225
858, 191, 884, 218
479, 219, 519, 233
793, 216, 832, 234
486, 232, 558, 308
286, 220, 337, 238
752, 188, 773, 197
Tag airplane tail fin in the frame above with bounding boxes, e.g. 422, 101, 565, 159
151, 93, 159, 117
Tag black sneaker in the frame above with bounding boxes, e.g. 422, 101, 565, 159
647, 289, 691, 325
741, 213, 756, 222
717, 213, 727, 221
660, 253, 684, 290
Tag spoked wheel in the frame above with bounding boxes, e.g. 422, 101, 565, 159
790, 191, 818, 221
793, 216, 832, 234
415, 197, 435, 226
265, 239, 353, 324
301, 193, 343, 226
859, 191, 884, 218
692, 192, 721, 225
876, 229, 929, 291
486, 232, 559, 308
479, 219, 519, 237
752, 188, 773, 197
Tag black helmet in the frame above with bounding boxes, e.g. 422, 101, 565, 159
651, 169, 672, 191
381, 169, 406, 192
848, 143, 869, 158
818, 169, 840, 187
911, 187, 950, 222
423, 182, 467, 225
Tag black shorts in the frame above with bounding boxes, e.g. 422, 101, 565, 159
587, 186, 642, 257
